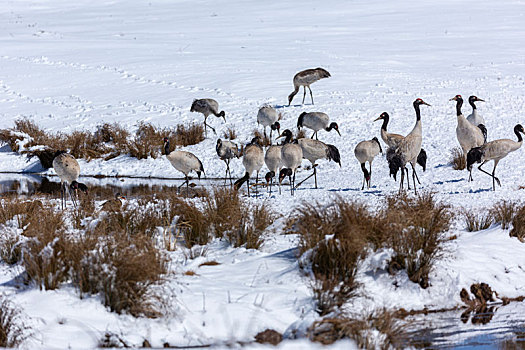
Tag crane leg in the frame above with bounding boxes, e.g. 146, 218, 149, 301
369, 162, 373, 189
399, 167, 405, 193
302, 86, 306, 105
308, 86, 314, 105
412, 167, 418, 195
314, 166, 318, 189
269, 177, 272, 195
361, 175, 365, 190
255, 171, 259, 198
247, 178, 250, 197
478, 161, 501, 190
404, 166, 411, 189
311, 132, 315, 139
411, 163, 421, 185
61, 182, 65, 210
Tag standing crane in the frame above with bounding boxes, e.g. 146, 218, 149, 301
354, 137, 382, 190
386, 98, 431, 194
164, 137, 204, 195
52, 152, 88, 209
234, 136, 264, 197
297, 112, 340, 140
288, 68, 331, 106
277, 129, 303, 195
190, 98, 226, 136
216, 139, 240, 185
467, 124, 524, 191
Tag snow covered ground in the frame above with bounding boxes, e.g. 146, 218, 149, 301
1, 0, 525, 348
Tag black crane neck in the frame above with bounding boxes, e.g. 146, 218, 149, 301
469, 99, 477, 110
413, 102, 422, 121
515, 126, 523, 143
381, 114, 389, 131
455, 98, 463, 117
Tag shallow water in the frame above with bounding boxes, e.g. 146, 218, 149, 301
0, 172, 229, 197
406, 303, 525, 348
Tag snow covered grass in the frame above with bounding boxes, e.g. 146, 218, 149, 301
0, 295, 29, 348
0, 118, 205, 166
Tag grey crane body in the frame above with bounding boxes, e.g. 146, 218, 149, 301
466, 96, 486, 127
375, 111, 428, 180
264, 144, 282, 194
277, 129, 303, 195
354, 137, 382, 190
216, 139, 240, 185
164, 138, 204, 193
288, 67, 331, 106
450, 95, 486, 162
467, 124, 524, 191
234, 137, 264, 196
386, 98, 430, 194
296, 138, 341, 189
190, 98, 226, 135
257, 106, 281, 143
297, 112, 340, 140
52, 152, 88, 209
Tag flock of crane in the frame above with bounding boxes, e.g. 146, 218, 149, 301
51, 67, 525, 208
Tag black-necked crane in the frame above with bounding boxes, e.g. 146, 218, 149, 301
216, 139, 240, 185
264, 144, 282, 195
450, 95, 487, 164
163, 137, 204, 194
234, 136, 264, 197
277, 129, 303, 195
288, 68, 331, 106
375, 111, 428, 184
295, 138, 340, 189
387, 98, 431, 194
354, 137, 382, 190
297, 112, 340, 140
257, 106, 281, 144
52, 152, 88, 209
467, 124, 524, 191
101, 193, 126, 211
466, 95, 486, 128
190, 98, 226, 136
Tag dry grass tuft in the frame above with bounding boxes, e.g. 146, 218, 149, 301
308, 310, 406, 349
73, 229, 168, 317
21, 206, 69, 290
0, 296, 30, 348
462, 209, 493, 232
450, 147, 466, 170
384, 192, 453, 289
510, 204, 525, 242
222, 127, 237, 140
205, 188, 275, 249
296, 129, 306, 140
230, 202, 274, 249
205, 187, 242, 238
252, 130, 271, 147
0, 119, 204, 164
291, 199, 374, 314
0, 231, 22, 265
199, 261, 220, 267
490, 200, 518, 230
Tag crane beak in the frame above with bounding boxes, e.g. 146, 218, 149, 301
373, 116, 382, 122
276, 133, 284, 139
336, 129, 341, 137
422, 101, 431, 106
449, 97, 457, 101
477, 98, 485, 102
